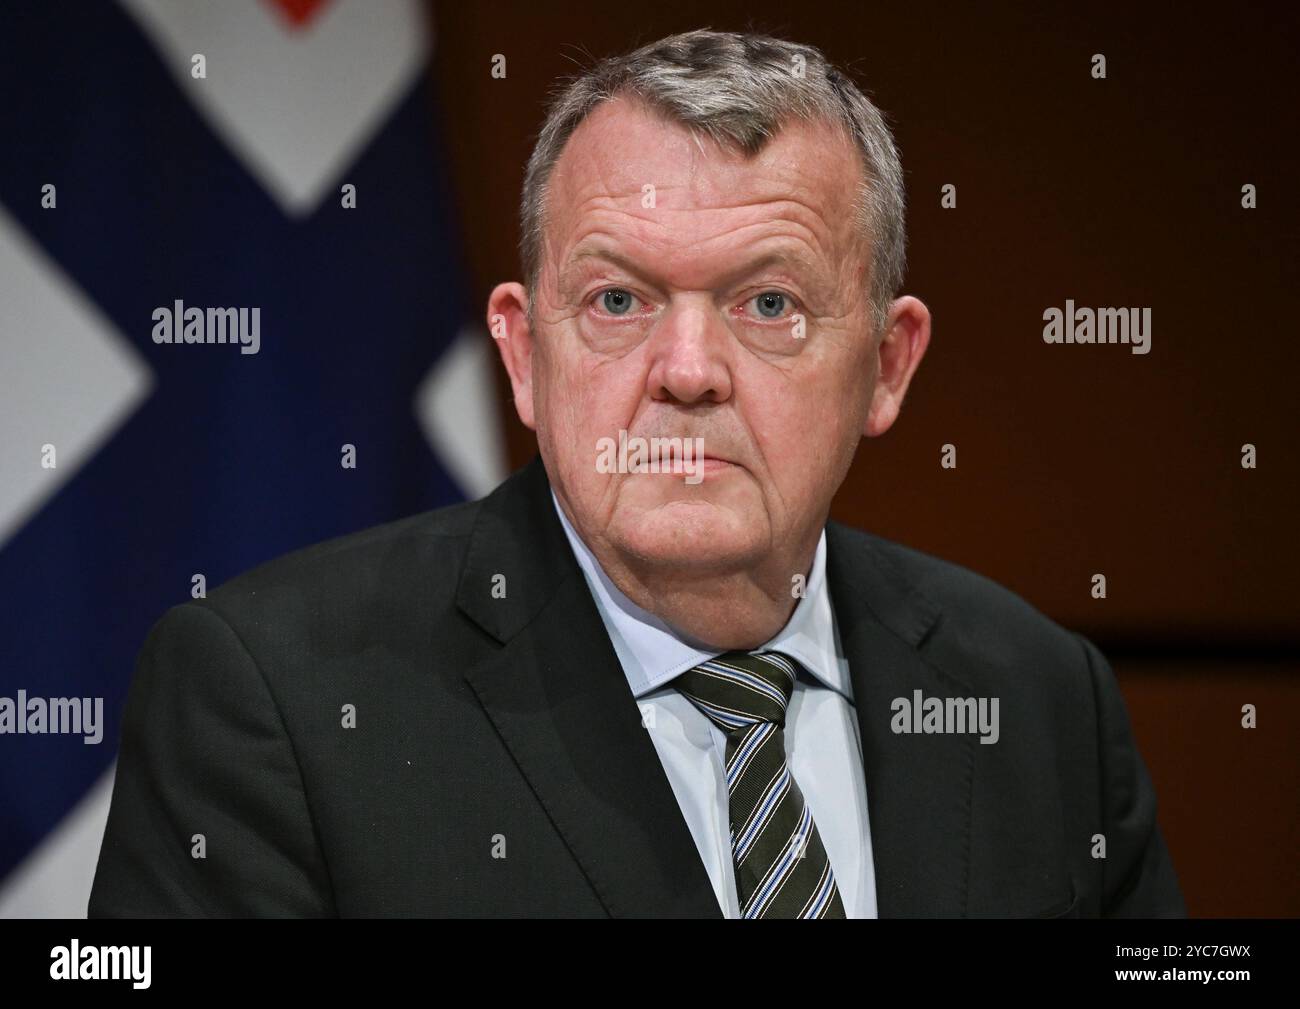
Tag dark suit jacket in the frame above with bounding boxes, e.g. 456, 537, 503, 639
89, 456, 1185, 917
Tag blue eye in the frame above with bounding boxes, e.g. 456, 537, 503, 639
601, 289, 635, 315
753, 291, 788, 318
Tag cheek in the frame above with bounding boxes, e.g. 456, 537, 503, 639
815, 339, 874, 439
535, 338, 648, 458
742, 365, 862, 487
575, 355, 649, 429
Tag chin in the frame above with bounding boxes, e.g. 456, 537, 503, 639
609, 481, 767, 571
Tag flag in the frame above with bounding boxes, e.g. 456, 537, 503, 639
0, 0, 504, 916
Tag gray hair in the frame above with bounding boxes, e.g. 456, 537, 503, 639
518, 28, 907, 336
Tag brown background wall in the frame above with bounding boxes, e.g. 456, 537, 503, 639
427, 0, 1298, 916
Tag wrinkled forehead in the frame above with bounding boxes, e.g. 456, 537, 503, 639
543, 96, 866, 266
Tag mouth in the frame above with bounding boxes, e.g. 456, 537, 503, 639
645, 454, 739, 482
597, 431, 742, 481
654, 443, 734, 470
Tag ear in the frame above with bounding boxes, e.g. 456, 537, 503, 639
865, 295, 931, 438
487, 282, 536, 430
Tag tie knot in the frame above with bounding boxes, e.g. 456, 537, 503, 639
674, 650, 798, 733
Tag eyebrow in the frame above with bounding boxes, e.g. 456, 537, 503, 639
559, 243, 822, 296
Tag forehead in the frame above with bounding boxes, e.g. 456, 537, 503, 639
544, 96, 864, 269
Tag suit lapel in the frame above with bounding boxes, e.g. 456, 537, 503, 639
827, 522, 974, 917
457, 458, 722, 918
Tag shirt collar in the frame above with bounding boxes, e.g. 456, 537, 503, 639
551, 490, 853, 702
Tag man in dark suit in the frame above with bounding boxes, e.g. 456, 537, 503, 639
90, 29, 1184, 917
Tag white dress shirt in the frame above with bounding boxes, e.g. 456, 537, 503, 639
551, 492, 878, 918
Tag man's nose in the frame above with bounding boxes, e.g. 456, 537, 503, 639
645, 299, 733, 405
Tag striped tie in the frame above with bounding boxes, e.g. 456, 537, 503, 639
674, 650, 846, 918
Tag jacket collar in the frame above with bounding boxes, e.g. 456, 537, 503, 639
457, 457, 972, 917
826, 522, 974, 917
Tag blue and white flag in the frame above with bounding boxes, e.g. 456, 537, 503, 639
0, 0, 504, 916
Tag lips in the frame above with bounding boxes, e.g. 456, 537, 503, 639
658, 446, 733, 471
598, 430, 742, 477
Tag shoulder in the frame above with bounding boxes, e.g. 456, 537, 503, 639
829, 522, 1093, 693
187, 496, 483, 644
